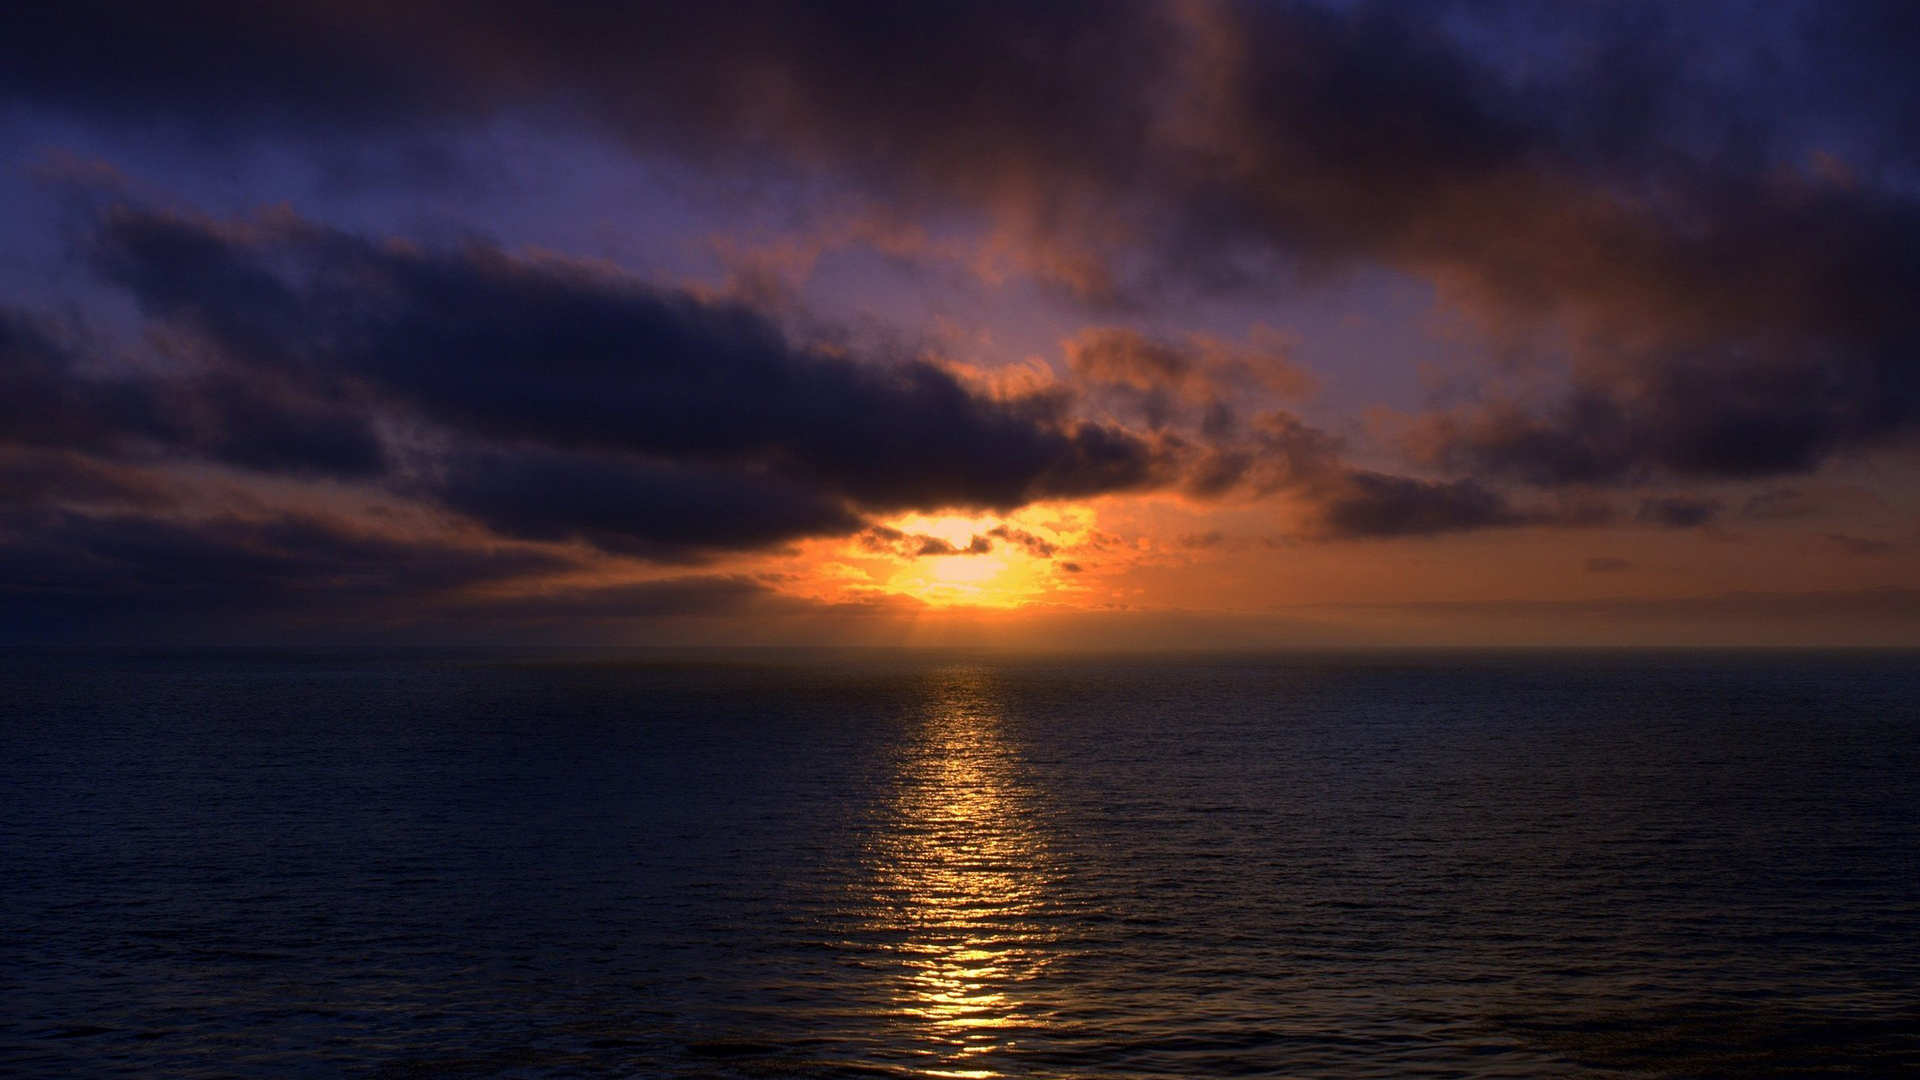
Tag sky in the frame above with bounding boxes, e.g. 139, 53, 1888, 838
2, 0, 1919, 647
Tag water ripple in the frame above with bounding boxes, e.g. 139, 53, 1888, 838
1, 648, 1915, 1077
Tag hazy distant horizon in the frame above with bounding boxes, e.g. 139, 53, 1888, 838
8, 586, 1920, 648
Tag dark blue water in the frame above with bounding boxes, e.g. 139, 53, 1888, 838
3, 649, 1916, 1078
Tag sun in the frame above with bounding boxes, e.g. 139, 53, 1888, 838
772, 506, 1106, 611
838, 510, 1092, 608
885, 516, 1029, 607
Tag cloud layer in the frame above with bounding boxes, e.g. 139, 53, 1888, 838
8, 2, 1915, 486
3, 1, 1918, 640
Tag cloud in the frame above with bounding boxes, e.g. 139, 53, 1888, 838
1067, 328, 1196, 391
1809, 534, 1898, 558
1310, 471, 1526, 540
3, 185, 1626, 660
1413, 326, 1920, 487
1741, 485, 1890, 522
4, 3, 1915, 488
1340, 587, 1920, 626
6, 2, 1920, 646
431, 448, 863, 561
436, 575, 794, 624
1162, 407, 1596, 540
0, 496, 918, 643
1636, 496, 1723, 530
0, 3, 443, 134
1064, 327, 1314, 438
1304, 588, 1920, 645
0, 307, 385, 474
1175, 409, 1346, 499
857, 525, 995, 560
0, 449, 175, 509
0, 506, 574, 642
69, 201, 1166, 545
984, 525, 1058, 559
0, 307, 388, 478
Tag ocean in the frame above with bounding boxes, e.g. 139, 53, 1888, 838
3, 648, 1916, 1078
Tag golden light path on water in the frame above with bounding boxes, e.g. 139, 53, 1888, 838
867, 666, 1057, 1078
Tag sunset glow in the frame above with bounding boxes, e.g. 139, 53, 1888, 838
5, 7, 1918, 1080
840, 511, 1095, 609
1, 1, 1917, 647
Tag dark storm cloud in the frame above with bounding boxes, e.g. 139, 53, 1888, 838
89, 204, 1160, 520
0, 506, 573, 642
0, 498, 853, 643
1415, 308, 1920, 487
1636, 496, 1723, 530
1311, 471, 1525, 540
0, 450, 172, 509
0, 307, 387, 478
1132, 399, 1600, 540
433, 449, 862, 561
437, 575, 790, 624
429, 576, 925, 644
1168, 407, 1606, 540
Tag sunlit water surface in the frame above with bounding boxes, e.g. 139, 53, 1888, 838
3, 649, 1917, 1078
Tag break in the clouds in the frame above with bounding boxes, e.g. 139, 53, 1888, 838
2, 1, 1918, 641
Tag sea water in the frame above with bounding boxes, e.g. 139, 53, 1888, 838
3, 649, 1916, 1078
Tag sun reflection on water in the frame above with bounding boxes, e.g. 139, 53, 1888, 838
868, 666, 1055, 1077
